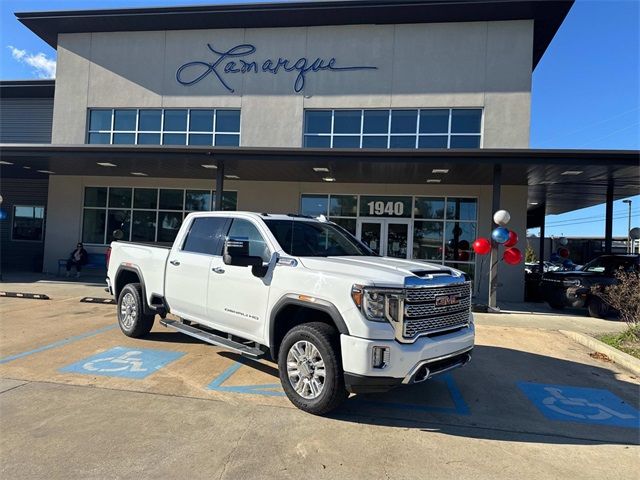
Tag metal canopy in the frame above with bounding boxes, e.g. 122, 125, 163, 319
15, 0, 573, 68
1, 144, 637, 218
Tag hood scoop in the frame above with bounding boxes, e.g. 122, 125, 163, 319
411, 269, 454, 278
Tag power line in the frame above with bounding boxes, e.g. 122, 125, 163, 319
535, 107, 640, 145
544, 213, 640, 228
545, 209, 640, 226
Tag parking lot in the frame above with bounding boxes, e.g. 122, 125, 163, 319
1, 275, 638, 479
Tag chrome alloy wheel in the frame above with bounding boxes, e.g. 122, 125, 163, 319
286, 340, 326, 400
120, 292, 138, 329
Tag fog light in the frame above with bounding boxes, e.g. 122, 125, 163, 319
372, 346, 390, 369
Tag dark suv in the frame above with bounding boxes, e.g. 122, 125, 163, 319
540, 254, 639, 318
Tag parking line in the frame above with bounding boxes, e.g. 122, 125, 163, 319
0, 325, 118, 365
207, 362, 286, 397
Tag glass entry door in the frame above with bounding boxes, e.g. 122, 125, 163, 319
357, 219, 411, 259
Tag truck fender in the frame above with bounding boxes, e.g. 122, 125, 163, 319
268, 294, 350, 359
114, 264, 159, 316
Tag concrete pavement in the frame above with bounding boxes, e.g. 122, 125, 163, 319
0, 275, 638, 479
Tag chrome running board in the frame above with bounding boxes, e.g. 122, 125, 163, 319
160, 319, 264, 358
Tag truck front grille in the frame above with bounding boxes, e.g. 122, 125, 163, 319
402, 282, 471, 339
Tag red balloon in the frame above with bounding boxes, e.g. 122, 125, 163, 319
504, 230, 518, 248
558, 247, 570, 258
503, 247, 523, 265
472, 237, 491, 255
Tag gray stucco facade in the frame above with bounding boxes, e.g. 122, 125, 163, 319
52, 21, 533, 147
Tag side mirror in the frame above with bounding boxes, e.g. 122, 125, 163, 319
223, 237, 264, 270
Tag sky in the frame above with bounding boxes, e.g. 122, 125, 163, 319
0, 0, 638, 238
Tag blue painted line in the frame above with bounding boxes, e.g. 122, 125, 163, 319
442, 373, 471, 415
0, 324, 118, 365
207, 362, 286, 397
358, 373, 471, 416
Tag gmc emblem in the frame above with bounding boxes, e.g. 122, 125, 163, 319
435, 294, 461, 307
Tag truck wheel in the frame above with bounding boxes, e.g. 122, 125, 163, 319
278, 322, 348, 415
117, 283, 155, 337
546, 291, 565, 310
588, 297, 610, 319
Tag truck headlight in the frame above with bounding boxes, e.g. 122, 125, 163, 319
351, 285, 403, 322
562, 279, 582, 287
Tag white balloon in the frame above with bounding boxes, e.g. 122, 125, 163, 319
493, 210, 510, 226
630, 227, 640, 240
559, 237, 569, 246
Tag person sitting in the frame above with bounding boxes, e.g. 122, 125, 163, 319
66, 242, 88, 278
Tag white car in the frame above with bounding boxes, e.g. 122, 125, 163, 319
106, 212, 474, 414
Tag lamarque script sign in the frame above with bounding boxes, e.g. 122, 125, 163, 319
176, 43, 377, 93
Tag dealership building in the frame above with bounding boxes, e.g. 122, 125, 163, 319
1, 0, 638, 302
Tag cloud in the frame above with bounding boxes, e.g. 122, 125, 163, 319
7, 46, 56, 79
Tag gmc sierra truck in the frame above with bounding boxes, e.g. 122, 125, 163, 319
106, 212, 474, 414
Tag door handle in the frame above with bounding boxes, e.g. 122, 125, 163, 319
212, 267, 225, 274
169, 260, 181, 266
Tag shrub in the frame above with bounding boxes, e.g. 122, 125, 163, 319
597, 270, 640, 336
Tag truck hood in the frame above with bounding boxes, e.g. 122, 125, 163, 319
297, 256, 465, 287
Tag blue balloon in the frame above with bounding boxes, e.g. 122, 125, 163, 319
550, 253, 560, 262
562, 259, 574, 267
0, 209, 7, 221
491, 227, 510, 244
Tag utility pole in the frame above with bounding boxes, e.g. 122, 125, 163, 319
623, 199, 632, 253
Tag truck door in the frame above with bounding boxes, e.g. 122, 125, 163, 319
164, 216, 230, 321
207, 218, 273, 342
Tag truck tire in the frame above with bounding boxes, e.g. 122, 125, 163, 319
278, 322, 348, 415
588, 297, 610, 319
546, 291, 565, 310
117, 283, 155, 337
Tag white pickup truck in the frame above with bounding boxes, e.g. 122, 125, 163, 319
106, 212, 474, 414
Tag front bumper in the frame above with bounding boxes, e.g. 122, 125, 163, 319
340, 323, 474, 393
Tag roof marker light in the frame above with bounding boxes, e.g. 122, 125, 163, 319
313, 167, 329, 172
426, 179, 441, 183
431, 168, 449, 174
201, 164, 218, 169
561, 170, 583, 176
97, 162, 116, 167
322, 177, 336, 182
130, 172, 148, 176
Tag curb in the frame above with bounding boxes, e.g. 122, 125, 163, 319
560, 329, 640, 376
0, 291, 50, 300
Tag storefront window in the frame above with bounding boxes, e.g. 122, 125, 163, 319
301, 195, 329, 217
87, 108, 240, 146
329, 195, 357, 217
11, 206, 45, 242
303, 108, 482, 149
81, 187, 238, 245
413, 221, 443, 261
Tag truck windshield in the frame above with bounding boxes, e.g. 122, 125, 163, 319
264, 219, 373, 257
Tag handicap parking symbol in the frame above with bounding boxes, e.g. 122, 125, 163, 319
60, 346, 184, 379
518, 382, 639, 429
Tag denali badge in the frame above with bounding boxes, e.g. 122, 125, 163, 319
435, 294, 461, 307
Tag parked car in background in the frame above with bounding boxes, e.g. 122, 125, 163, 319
540, 254, 640, 318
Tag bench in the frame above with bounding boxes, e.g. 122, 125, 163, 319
57, 253, 107, 276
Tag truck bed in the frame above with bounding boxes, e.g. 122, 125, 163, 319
108, 240, 172, 303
